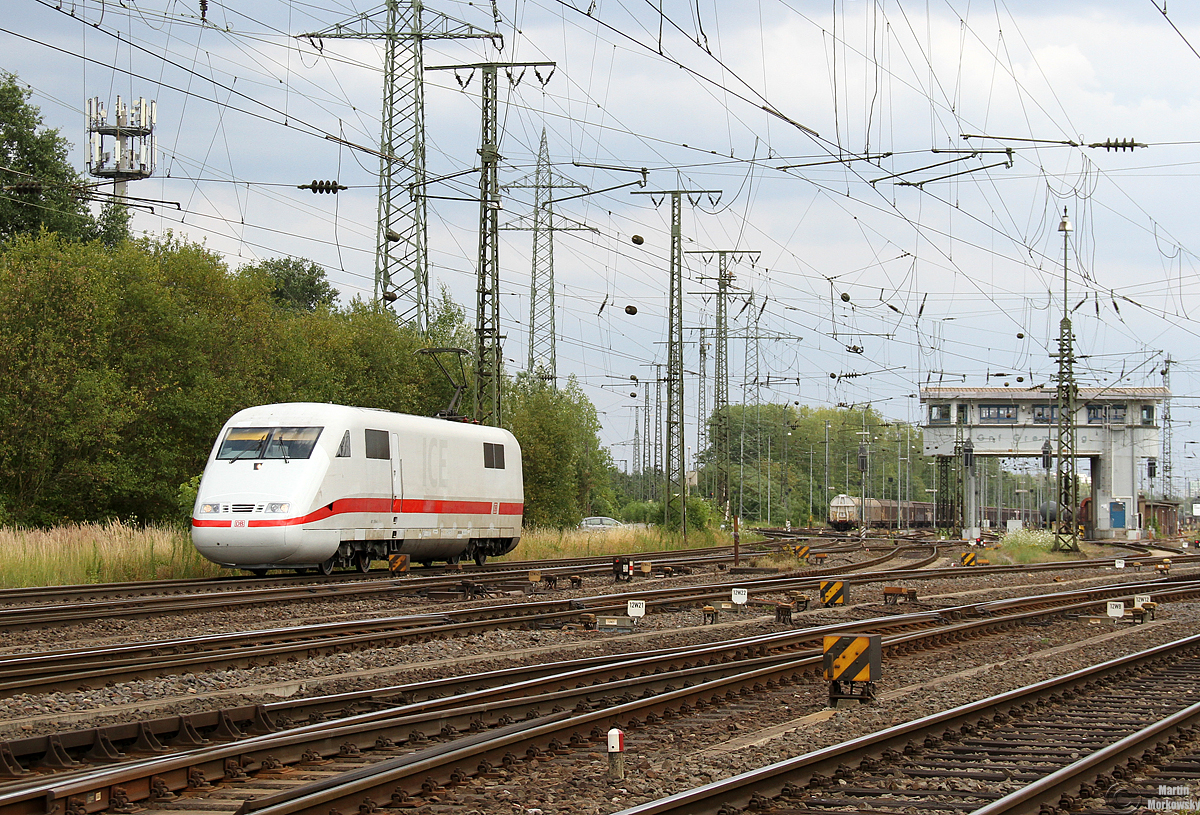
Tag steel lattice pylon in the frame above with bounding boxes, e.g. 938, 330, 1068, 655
529, 131, 556, 380
1053, 312, 1079, 551
632, 189, 720, 539
687, 246, 747, 513
301, 3, 495, 329
1053, 208, 1080, 552
427, 61, 554, 425
502, 128, 589, 383
935, 453, 960, 537
1162, 355, 1173, 500
475, 65, 502, 424
715, 257, 730, 507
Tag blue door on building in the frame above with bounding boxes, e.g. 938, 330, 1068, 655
1110, 500, 1126, 529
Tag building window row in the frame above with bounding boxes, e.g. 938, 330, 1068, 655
929, 402, 1156, 426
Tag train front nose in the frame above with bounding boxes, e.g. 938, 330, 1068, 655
191, 507, 303, 567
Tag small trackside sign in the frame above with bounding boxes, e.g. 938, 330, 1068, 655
1107, 601, 1125, 619
731, 588, 749, 606
627, 599, 646, 618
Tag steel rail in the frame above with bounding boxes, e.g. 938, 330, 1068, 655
604, 636, 1200, 815
0, 549, 1188, 699
5, 580, 1200, 814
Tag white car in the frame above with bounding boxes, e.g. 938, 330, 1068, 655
579, 516, 624, 531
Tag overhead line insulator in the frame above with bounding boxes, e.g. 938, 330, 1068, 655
297, 180, 348, 194
1086, 138, 1144, 151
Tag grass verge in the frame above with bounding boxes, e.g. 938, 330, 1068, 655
0, 522, 222, 588
502, 526, 733, 561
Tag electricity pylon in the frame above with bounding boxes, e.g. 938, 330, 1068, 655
502, 128, 591, 384
1052, 207, 1080, 552
299, 2, 496, 329
426, 61, 554, 425
632, 189, 721, 540
690, 249, 757, 509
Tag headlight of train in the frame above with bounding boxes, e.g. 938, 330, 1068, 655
199, 503, 222, 514
266, 502, 291, 513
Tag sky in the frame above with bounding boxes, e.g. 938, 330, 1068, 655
6, 0, 1200, 490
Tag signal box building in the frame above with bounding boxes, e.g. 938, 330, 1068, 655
920, 387, 1167, 539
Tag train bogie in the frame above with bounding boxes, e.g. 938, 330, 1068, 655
192, 403, 523, 572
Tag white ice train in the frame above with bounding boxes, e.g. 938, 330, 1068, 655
191, 403, 523, 574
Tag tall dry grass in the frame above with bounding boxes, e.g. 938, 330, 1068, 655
500, 525, 732, 561
0, 522, 222, 588
0, 522, 733, 588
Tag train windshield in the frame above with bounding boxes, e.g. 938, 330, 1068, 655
217, 426, 323, 460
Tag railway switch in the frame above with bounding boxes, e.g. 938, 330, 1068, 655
823, 633, 881, 707
789, 592, 811, 611
613, 557, 633, 582
702, 605, 719, 625
569, 575, 584, 589
819, 581, 846, 607
883, 587, 918, 605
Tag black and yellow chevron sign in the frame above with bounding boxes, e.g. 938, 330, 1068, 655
823, 634, 881, 682
960, 552, 977, 566
819, 580, 846, 606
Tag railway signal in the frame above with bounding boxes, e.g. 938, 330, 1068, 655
823, 633, 881, 707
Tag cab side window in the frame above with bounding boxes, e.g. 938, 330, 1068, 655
365, 429, 389, 459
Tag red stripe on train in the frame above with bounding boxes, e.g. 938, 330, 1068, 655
192, 497, 524, 529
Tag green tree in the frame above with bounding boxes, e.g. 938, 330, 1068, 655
0, 72, 128, 244
239, 256, 338, 312
505, 374, 613, 527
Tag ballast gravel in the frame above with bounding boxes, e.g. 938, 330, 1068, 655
1, 556, 1196, 815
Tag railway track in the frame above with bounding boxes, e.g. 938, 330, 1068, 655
612, 633, 1200, 815
0, 542, 798, 611
0, 542, 886, 633
6, 542, 1198, 699
2, 577, 1199, 815
1, 538, 1190, 633
0, 547, 931, 697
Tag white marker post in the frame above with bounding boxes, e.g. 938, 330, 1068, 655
607, 727, 625, 780
1135, 594, 1151, 609
732, 587, 749, 612
1114, 559, 1125, 569
627, 599, 646, 623
1107, 600, 1125, 620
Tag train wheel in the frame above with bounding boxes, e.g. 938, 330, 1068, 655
318, 557, 335, 576
355, 552, 371, 573
473, 551, 487, 566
